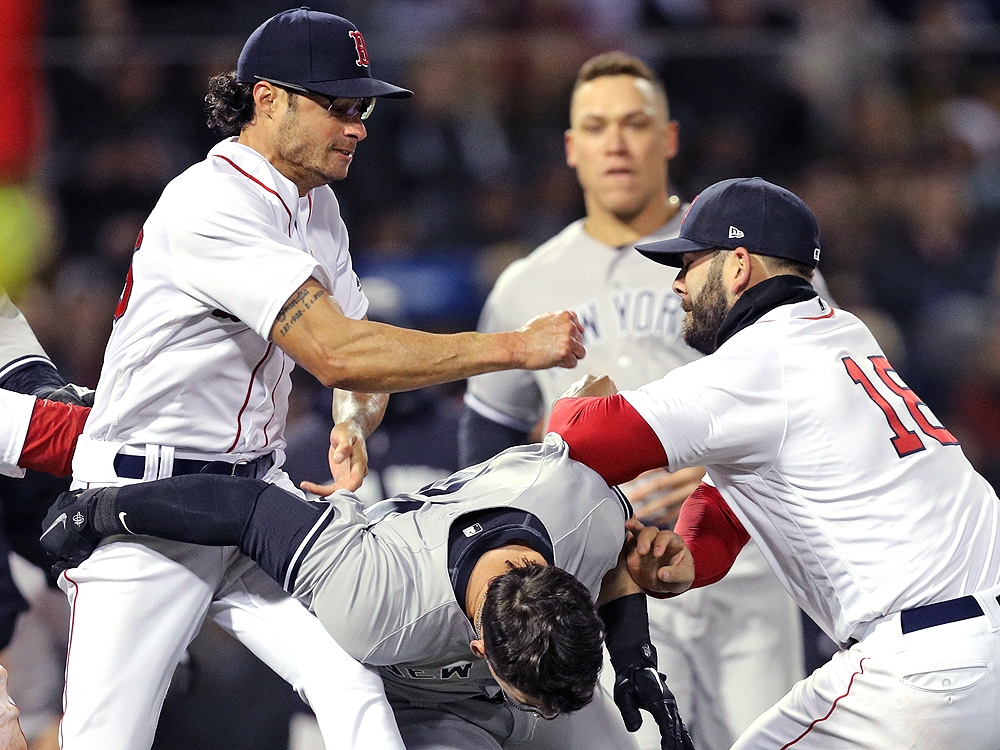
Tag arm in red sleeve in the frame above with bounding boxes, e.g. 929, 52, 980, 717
548, 395, 667, 486
18, 399, 89, 477
674, 482, 751, 588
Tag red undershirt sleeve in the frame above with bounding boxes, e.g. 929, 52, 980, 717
547, 395, 668, 486
19, 399, 90, 477
675, 482, 751, 589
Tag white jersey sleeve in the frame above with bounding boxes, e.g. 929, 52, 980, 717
621, 335, 787, 472
165, 175, 322, 340
308, 187, 368, 321
0, 390, 34, 477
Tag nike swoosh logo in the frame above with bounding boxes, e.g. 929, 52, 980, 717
42, 513, 67, 539
119, 512, 135, 534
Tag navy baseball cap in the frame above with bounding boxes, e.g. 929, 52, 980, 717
635, 177, 821, 269
236, 8, 412, 100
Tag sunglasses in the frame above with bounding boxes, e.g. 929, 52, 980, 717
259, 78, 376, 120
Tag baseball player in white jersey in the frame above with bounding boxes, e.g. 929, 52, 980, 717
462, 52, 803, 750
548, 177, 1000, 749
42, 429, 695, 750
59, 9, 584, 750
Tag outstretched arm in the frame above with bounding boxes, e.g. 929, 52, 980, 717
41, 475, 325, 590
547, 375, 667, 486
1, 390, 89, 478
597, 551, 695, 750
271, 280, 586, 393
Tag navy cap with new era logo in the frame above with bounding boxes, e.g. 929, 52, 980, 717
237, 7, 412, 100
636, 177, 821, 269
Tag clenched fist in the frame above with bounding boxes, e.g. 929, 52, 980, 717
518, 311, 586, 370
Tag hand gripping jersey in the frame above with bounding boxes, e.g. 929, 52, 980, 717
466, 216, 698, 431
618, 297, 1000, 646
76, 138, 368, 479
291, 433, 630, 703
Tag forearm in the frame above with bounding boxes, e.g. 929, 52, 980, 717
9, 395, 89, 477
675, 483, 751, 588
333, 389, 388, 436
597, 549, 643, 607
273, 280, 582, 392
304, 319, 524, 392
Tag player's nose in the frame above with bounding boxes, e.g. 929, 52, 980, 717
345, 119, 367, 141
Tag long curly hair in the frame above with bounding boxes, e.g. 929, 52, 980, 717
205, 71, 256, 136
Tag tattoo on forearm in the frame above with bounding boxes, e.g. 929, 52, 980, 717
276, 288, 327, 337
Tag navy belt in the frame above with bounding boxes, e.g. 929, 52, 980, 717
113, 452, 275, 480
899, 595, 996, 634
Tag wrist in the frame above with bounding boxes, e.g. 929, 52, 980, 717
495, 330, 526, 369
598, 593, 656, 673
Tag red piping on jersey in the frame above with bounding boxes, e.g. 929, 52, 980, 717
778, 658, 869, 749
307, 192, 313, 222
213, 155, 293, 237
803, 307, 835, 320
262, 353, 287, 446
61, 571, 81, 748
228, 342, 274, 453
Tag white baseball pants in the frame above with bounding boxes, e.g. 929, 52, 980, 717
57, 537, 403, 750
732, 585, 1000, 750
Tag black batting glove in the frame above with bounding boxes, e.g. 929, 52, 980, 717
599, 593, 696, 750
39, 488, 103, 575
34, 383, 96, 407
614, 663, 695, 750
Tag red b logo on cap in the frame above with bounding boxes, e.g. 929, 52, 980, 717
349, 30, 369, 67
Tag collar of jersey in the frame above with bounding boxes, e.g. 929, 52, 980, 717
714, 275, 818, 350
210, 138, 305, 217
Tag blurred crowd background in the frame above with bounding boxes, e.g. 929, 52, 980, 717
4, 0, 1000, 747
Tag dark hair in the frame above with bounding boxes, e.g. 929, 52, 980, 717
756, 254, 815, 279
574, 51, 669, 116
205, 71, 257, 136
481, 563, 605, 716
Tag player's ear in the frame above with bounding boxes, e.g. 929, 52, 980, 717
565, 128, 577, 168
730, 247, 754, 296
470, 639, 487, 659
663, 120, 679, 161
252, 81, 279, 116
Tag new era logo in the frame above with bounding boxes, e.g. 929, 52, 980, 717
728, 226, 744, 239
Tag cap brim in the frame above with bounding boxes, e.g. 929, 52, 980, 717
309, 77, 413, 99
634, 236, 717, 267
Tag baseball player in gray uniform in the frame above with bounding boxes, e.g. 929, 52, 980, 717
462, 52, 804, 750
0, 291, 92, 408
42, 424, 694, 750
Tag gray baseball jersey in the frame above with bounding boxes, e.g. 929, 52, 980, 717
0, 292, 52, 379
465, 215, 699, 430
291, 433, 629, 704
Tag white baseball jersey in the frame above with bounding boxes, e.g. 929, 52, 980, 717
623, 297, 1000, 646
75, 138, 368, 479
467, 213, 807, 750
293, 433, 628, 703
58, 139, 394, 750
465, 216, 698, 431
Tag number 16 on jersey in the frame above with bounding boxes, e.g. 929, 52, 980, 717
844, 355, 958, 458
